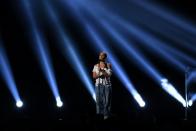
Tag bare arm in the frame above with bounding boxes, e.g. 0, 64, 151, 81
92, 64, 100, 79
93, 72, 99, 79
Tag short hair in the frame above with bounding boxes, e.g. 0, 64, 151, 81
100, 51, 107, 59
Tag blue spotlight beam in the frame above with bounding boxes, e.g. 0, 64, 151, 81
161, 79, 186, 107
101, 10, 196, 67
187, 70, 196, 106
76, 0, 165, 80
63, 0, 145, 107
93, 0, 196, 55
106, 0, 196, 47
0, 43, 22, 104
190, 94, 196, 103
100, 21, 164, 81
20, 0, 62, 102
123, 8, 196, 55
64, 0, 162, 82
122, 1, 196, 52
74, 0, 188, 81
131, 0, 196, 38
43, 1, 96, 101
94, 9, 187, 71
106, 17, 195, 69
136, 18, 196, 55
67, 42, 96, 100
107, 1, 196, 62
34, 32, 61, 99
156, 41, 196, 66
187, 71, 196, 84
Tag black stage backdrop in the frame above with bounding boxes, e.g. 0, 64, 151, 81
0, 0, 196, 130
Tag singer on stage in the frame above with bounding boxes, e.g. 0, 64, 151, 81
92, 52, 112, 120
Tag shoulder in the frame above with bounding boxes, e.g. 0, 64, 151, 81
96, 63, 99, 66
93, 64, 99, 68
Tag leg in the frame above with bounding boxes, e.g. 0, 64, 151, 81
104, 85, 112, 118
95, 85, 105, 115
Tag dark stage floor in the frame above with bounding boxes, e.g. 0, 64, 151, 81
1, 114, 195, 131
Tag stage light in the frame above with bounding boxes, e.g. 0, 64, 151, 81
21, 0, 63, 103
16, 100, 23, 108
161, 78, 186, 107
93, 93, 96, 101
188, 100, 193, 107
0, 43, 23, 107
188, 94, 196, 106
134, 94, 145, 107
56, 96, 63, 107
43, 1, 96, 102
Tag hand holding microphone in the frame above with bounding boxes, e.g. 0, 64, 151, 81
99, 68, 107, 77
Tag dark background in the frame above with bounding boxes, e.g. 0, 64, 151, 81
0, 0, 196, 130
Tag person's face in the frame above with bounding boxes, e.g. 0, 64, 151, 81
99, 52, 106, 61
